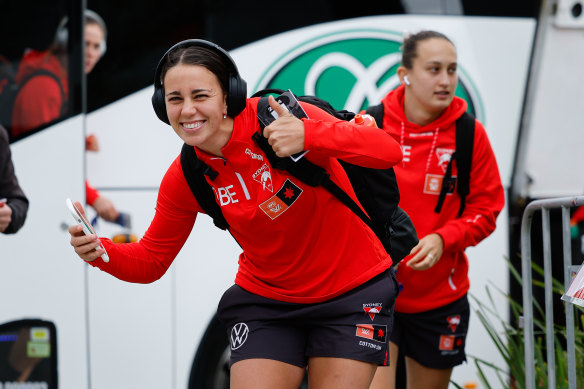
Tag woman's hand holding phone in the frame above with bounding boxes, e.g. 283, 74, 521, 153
66, 198, 109, 262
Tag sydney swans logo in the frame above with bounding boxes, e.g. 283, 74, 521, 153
256, 31, 481, 120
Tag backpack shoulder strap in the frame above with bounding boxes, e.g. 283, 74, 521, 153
251, 88, 286, 98
365, 103, 385, 128
254, 97, 374, 229
24, 69, 66, 113
179, 143, 229, 230
454, 111, 475, 216
253, 129, 374, 229
434, 111, 475, 216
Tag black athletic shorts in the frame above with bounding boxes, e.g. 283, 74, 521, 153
389, 294, 469, 369
216, 269, 398, 368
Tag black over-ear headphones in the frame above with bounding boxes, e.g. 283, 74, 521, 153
151, 39, 247, 125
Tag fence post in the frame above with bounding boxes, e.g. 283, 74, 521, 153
520, 196, 584, 389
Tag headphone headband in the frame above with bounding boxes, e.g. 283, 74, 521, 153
54, 9, 107, 56
153, 39, 236, 88
151, 39, 247, 124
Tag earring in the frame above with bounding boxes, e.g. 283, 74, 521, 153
223, 114, 227, 119
404, 75, 411, 86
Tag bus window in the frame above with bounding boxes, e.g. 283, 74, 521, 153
0, 1, 83, 142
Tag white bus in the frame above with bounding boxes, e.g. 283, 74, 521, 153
3, 1, 583, 388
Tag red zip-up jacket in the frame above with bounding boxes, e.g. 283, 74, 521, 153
381, 85, 505, 313
89, 97, 403, 303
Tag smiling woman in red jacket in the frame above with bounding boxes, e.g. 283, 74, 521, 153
67, 39, 404, 389
369, 31, 505, 389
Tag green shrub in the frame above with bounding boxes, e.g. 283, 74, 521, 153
453, 260, 584, 389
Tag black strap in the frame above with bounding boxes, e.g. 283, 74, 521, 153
434, 112, 475, 216
455, 112, 475, 215
252, 131, 375, 231
252, 94, 375, 231
179, 143, 229, 230
21, 69, 67, 116
251, 88, 286, 98
254, 96, 376, 231
434, 153, 457, 214
320, 176, 374, 230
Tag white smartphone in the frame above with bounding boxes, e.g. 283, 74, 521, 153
65, 198, 109, 262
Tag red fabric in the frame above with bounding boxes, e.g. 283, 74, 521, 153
11, 49, 69, 137
381, 85, 505, 313
85, 180, 100, 206
571, 206, 584, 225
90, 98, 403, 303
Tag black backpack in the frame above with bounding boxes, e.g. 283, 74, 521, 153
180, 89, 419, 264
0, 63, 65, 136
365, 104, 475, 217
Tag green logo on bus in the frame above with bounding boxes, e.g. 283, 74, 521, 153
254, 30, 483, 120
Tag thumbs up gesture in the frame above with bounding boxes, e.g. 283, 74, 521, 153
262, 95, 305, 157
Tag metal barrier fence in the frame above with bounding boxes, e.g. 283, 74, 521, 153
520, 196, 584, 389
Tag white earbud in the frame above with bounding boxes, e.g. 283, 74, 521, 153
404, 75, 411, 86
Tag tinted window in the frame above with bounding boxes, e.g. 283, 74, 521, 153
85, 0, 540, 112
0, 0, 83, 141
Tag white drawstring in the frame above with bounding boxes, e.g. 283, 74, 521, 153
399, 122, 406, 167
400, 122, 440, 171
425, 127, 440, 172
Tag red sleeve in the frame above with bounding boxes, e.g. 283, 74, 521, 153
435, 121, 505, 252
85, 180, 100, 206
87, 157, 202, 283
300, 102, 402, 168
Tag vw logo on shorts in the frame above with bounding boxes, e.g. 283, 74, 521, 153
230, 322, 249, 350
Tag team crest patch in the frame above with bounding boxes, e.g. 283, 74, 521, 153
259, 179, 302, 220
363, 304, 382, 320
252, 163, 273, 192
356, 324, 387, 343
435, 148, 454, 172
447, 315, 461, 332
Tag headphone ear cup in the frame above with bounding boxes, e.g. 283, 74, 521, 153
54, 16, 69, 49
226, 75, 247, 118
151, 87, 169, 124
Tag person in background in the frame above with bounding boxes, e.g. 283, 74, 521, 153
0, 125, 28, 234
67, 39, 403, 389
10, 11, 73, 136
368, 30, 505, 389
10, 9, 119, 222
79, 9, 120, 223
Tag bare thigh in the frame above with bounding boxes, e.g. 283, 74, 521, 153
307, 357, 377, 389
405, 357, 453, 389
230, 358, 305, 389
368, 341, 398, 389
